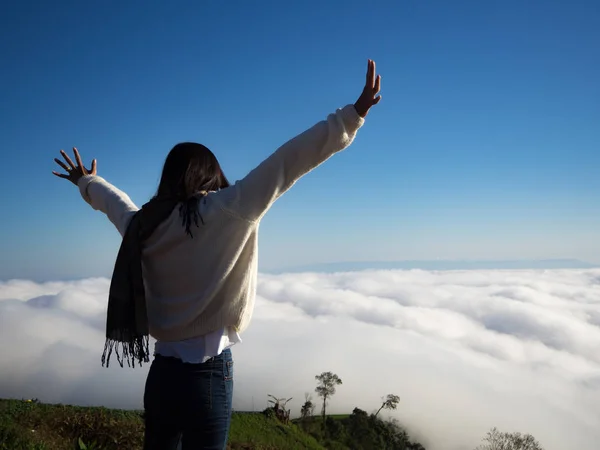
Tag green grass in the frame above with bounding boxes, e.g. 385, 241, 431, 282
228, 413, 324, 450
0, 399, 144, 450
0, 399, 324, 450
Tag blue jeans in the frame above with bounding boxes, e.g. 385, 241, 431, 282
143, 349, 234, 450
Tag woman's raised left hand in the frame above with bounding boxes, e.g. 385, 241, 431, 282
52, 147, 97, 185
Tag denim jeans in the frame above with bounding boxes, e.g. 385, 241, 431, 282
143, 349, 234, 450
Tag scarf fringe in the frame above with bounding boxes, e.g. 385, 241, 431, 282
101, 335, 150, 368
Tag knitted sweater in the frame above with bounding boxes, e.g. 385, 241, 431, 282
78, 104, 365, 341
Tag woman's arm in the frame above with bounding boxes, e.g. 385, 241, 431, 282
77, 176, 139, 237
215, 105, 364, 222
53, 148, 138, 237
215, 59, 382, 222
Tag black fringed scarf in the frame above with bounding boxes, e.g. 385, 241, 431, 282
102, 193, 206, 368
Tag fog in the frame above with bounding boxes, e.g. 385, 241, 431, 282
1, 268, 599, 450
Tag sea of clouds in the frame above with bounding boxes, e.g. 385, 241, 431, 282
1, 268, 599, 450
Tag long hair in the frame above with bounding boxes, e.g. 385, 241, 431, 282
153, 142, 230, 237
155, 142, 230, 199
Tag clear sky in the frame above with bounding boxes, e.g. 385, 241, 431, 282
1, 0, 599, 281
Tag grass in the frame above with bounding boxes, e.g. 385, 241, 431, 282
0, 399, 144, 450
0, 399, 325, 450
228, 413, 323, 450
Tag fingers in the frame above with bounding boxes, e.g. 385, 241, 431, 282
60, 149, 76, 170
54, 147, 96, 180
356, 59, 381, 116
54, 158, 70, 172
371, 60, 376, 88
366, 59, 375, 88
73, 147, 84, 170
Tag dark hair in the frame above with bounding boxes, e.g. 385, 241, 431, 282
152, 143, 230, 237
155, 142, 230, 200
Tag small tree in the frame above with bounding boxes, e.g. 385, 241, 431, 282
267, 394, 293, 424
315, 371, 342, 422
475, 427, 544, 450
300, 392, 316, 420
375, 394, 400, 417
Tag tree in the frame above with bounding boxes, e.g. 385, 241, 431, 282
346, 408, 427, 450
375, 394, 401, 417
300, 392, 316, 420
475, 427, 544, 450
315, 371, 342, 422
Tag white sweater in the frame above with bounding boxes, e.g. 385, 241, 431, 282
78, 104, 365, 342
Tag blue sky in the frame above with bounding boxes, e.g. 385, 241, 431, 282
1, 0, 599, 281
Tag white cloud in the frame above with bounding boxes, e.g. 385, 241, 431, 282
1, 269, 599, 450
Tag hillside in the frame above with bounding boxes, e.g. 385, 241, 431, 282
0, 398, 426, 450
0, 399, 323, 450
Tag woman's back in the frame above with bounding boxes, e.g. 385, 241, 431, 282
141, 193, 259, 341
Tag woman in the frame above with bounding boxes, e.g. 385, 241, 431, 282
52, 60, 382, 450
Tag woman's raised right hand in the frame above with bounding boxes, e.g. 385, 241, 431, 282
354, 59, 382, 118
